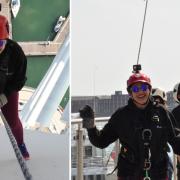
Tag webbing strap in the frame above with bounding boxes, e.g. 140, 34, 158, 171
142, 129, 152, 180
0, 111, 33, 180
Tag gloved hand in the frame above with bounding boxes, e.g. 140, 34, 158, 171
0, 94, 7, 108
79, 105, 95, 129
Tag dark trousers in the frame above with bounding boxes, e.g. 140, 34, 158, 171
1, 91, 24, 145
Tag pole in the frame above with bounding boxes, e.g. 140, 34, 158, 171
76, 124, 84, 180
115, 140, 120, 167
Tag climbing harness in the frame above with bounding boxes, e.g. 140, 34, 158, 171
142, 128, 152, 180
0, 111, 33, 180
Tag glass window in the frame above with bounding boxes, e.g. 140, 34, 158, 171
97, 175, 102, 180
85, 146, 92, 157
72, 176, 76, 180
88, 175, 94, 180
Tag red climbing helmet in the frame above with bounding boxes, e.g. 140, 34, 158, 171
0, 15, 9, 39
127, 72, 151, 92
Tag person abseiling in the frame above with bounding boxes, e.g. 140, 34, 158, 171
80, 68, 180, 180
0, 15, 30, 160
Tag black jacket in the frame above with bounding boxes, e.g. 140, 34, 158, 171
172, 105, 180, 128
0, 39, 27, 96
87, 99, 180, 178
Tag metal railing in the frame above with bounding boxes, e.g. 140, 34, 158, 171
72, 156, 114, 168
71, 116, 118, 180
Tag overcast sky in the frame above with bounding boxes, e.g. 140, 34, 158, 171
71, 0, 180, 96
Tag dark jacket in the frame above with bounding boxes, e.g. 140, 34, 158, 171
172, 105, 180, 128
0, 39, 27, 96
87, 99, 180, 178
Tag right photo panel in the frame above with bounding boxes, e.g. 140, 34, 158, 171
71, 0, 180, 180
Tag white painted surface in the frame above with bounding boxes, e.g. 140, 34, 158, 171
0, 127, 69, 180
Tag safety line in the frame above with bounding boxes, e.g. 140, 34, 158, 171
137, 0, 149, 65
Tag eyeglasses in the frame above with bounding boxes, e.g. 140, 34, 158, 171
0, 40, 5, 47
131, 84, 149, 93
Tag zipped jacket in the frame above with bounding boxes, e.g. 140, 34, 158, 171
0, 39, 27, 96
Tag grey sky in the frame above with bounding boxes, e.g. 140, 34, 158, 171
71, 0, 180, 96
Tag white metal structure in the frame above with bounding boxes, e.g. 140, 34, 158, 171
0, 126, 69, 180
20, 34, 69, 128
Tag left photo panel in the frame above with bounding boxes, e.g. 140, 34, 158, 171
0, 0, 70, 179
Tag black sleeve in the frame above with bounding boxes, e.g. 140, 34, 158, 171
13, 45, 27, 90
87, 114, 119, 149
166, 111, 180, 155
169, 135, 180, 155
172, 107, 180, 128
5, 44, 27, 96
168, 110, 180, 129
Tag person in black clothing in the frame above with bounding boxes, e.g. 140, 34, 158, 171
152, 88, 174, 180
0, 15, 29, 160
172, 82, 180, 179
172, 83, 180, 125
152, 88, 167, 107
80, 71, 180, 180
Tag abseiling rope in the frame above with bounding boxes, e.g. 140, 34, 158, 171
0, 111, 33, 180
137, 0, 149, 65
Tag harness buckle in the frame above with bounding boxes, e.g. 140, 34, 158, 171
144, 160, 151, 170
142, 129, 152, 142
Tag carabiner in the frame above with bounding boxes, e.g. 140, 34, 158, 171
143, 169, 151, 180
143, 177, 151, 180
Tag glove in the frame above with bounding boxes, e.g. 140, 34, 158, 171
0, 94, 7, 108
79, 105, 95, 129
